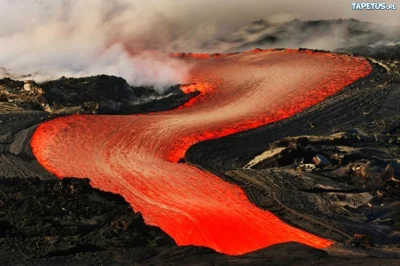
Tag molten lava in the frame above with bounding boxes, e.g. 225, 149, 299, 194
31, 49, 371, 255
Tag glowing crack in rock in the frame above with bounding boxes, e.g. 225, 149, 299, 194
31, 49, 371, 255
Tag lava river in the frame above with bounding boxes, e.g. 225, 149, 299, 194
31, 49, 372, 255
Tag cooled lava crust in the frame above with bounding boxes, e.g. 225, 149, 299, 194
30, 49, 371, 255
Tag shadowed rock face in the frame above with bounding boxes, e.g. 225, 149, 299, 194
0, 177, 175, 259
0, 75, 196, 115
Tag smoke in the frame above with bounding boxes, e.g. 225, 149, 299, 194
0, 0, 194, 91
220, 16, 400, 52
0, 0, 399, 90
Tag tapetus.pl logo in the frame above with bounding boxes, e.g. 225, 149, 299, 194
351, 2, 396, 10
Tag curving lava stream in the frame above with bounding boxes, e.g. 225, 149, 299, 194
31, 49, 371, 255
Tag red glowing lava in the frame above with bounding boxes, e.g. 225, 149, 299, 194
31, 49, 371, 255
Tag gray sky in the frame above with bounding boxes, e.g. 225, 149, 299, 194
171, 0, 399, 27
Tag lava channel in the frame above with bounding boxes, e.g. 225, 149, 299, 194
31, 49, 371, 255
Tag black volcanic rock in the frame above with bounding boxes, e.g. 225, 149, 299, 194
339, 44, 400, 60
227, 130, 400, 245
0, 75, 197, 115
0, 177, 175, 262
41, 75, 133, 106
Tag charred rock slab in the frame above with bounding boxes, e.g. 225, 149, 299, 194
0, 75, 198, 115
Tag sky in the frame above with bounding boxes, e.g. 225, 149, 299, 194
182, 0, 399, 27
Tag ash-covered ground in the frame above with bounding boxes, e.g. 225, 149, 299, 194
1, 21, 400, 265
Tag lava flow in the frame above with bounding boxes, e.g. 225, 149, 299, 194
31, 49, 371, 255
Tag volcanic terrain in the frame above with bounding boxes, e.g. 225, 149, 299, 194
1, 26, 400, 266
30, 49, 371, 256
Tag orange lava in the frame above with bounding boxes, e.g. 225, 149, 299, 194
31, 49, 371, 255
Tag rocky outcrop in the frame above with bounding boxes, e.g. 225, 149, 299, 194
0, 75, 197, 115
227, 129, 400, 246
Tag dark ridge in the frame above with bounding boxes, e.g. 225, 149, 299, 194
340, 45, 400, 60
0, 75, 199, 115
228, 19, 400, 52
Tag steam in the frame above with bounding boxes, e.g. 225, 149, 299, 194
0, 0, 399, 90
220, 17, 400, 52
0, 0, 193, 91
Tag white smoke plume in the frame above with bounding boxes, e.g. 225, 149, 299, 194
0, 0, 399, 90
0, 0, 195, 91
